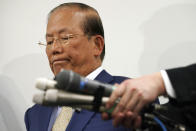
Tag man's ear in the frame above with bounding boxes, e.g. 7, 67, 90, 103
93, 35, 104, 57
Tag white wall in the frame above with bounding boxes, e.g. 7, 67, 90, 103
1, 0, 196, 130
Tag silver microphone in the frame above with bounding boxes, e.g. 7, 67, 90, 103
33, 89, 113, 112
35, 78, 57, 91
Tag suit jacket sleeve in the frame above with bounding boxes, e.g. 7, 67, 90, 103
166, 64, 196, 103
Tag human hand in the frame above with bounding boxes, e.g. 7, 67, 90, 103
102, 72, 166, 128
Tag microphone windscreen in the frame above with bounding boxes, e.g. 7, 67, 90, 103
33, 92, 45, 104
36, 78, 57, 90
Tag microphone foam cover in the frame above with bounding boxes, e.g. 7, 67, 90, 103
36, 78, 56, 90
33, 92, 45, 104
45, 89, 58, 102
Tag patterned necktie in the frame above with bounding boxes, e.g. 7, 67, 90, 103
52, 106, 73, 131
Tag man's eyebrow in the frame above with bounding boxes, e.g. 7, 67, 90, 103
58, 28, 68, 34
46, 33, 53, 37
46, 28, 69, 38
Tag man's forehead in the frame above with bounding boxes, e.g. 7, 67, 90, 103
49, 7, 86, 19
46, 8, 85, 34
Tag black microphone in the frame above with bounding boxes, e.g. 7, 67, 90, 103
36, 69, 116, 97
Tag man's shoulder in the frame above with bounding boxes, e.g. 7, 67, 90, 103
25, 104, 53, 116
27, 104, 46, 110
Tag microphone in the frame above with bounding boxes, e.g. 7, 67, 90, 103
33, 89, 164, 115
33, 89, 114, 113
36, 70, 116, 97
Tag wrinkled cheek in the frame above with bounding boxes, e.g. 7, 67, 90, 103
47, 55, 52, 67
46, 54, 54, 73
50, 62, 54, 73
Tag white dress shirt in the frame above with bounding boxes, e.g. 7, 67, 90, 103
160, 70, 176, 98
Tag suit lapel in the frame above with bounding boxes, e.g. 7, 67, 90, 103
66, 70, 114, 131
94, 70, 113, 83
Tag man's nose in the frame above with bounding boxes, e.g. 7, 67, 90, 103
51, 39, 63, 55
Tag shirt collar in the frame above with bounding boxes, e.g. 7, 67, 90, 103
86, 66, 103, 80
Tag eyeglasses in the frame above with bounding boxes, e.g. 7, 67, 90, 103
37, 34, 83, 48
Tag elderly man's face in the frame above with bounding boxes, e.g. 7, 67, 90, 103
46, 8, 98, 76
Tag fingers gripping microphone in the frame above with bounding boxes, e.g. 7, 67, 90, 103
36, 70, 116, 97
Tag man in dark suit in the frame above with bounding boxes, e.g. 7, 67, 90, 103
24, 2, 130, 131
103, 64, 196, 129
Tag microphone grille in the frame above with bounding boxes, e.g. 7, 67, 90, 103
33, 92, 45, 104
36, 78, 56, 90
45, 89, 58, 102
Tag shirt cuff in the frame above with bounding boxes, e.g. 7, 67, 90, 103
160, 70, 176, 98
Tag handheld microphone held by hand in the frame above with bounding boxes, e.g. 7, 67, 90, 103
36, 70, 117, 97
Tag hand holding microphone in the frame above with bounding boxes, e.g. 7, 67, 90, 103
33, 70, 161, 113
33, 69, 182, 130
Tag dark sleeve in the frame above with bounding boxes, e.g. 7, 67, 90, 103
166, 64, 196, 103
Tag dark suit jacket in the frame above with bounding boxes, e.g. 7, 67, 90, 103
166, 64, 196, 103
25, 70, 130, 131
166, 64, 196, 129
